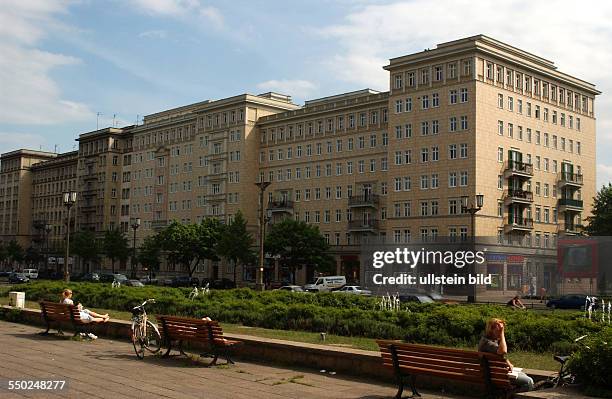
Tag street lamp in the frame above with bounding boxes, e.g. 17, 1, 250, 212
131, 217, 141, 279
62, 191, 77, 282
255, 181, 271, 291
44, 223, 52, 273
461, 194, 484, 303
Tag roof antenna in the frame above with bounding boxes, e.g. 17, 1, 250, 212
97, 112, 103, 130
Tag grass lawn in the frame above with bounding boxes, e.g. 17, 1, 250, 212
0, 296, 560, 371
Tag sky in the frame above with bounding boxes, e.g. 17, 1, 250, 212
1, 0, 611, 187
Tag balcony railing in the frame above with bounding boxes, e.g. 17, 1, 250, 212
348, 194, 380, 208
505, 217, 534, 230
267, 200, 294, 213
151, 220, 168, 230
559, 198, 584, 209
505, 160, 534, 177
347, 219, 379, 231
559, 172, 583, 186
505, 189, 533, 203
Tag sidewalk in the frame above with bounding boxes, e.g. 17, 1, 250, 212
0, 321, 470, 399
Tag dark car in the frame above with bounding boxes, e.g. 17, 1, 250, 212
211, 278, 236, 289
125, 279, 145, 287
546, 294, 593, 310
398, 294, 434, 304
168, 276, 199, 287
73, 272, 100, 282
8, 272, 29, 284
99, 273, 128, 284
0, 270, 14, 277
36, 270, 63, 280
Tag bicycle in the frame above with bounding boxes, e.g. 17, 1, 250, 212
130, 299, 162, 359
534, 335, 588, 389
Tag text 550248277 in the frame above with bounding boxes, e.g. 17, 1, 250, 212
3, 380, 67, 391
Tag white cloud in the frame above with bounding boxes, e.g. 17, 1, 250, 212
0, 1, 92, 125
597, 164, 612, 188
0, 132, 47, 151
138, 30, 168, 39
128, 0, 224, 28
256, 79, 318, 100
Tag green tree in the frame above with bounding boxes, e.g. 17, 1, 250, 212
102, 228, 130, 273
0, 242, 7, 268
218, 211, 255, 284
157, 219, 223, 277
265, 219, 334, 284
6, 240, 24, 268
138, 235, 161, 280
70, 230, 100, 273
24, 246, 43, 266
585, 183, 612, 236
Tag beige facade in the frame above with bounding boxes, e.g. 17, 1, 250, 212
0, 35, 600, 291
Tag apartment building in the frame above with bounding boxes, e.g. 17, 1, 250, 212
30, 150, 78, 268
0, 35, 599, 293
0, 150, 57, 249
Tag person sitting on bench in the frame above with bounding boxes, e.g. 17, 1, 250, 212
479, 318, 533, 391
61, 289, 110, 323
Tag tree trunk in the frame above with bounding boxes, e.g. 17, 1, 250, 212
111, 259, 115, 274
233, 260, 237, 285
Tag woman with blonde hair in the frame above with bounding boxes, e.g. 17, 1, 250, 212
61, 289, 110, 324
478, 318, 533, 391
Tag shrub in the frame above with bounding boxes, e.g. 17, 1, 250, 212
566, 327, 612, 390
12, 281, 607, 353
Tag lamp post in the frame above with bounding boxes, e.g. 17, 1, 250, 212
461, 194, 484, 303
44, 223, 52, 273
255, 181, 271, 291
131, 217, 141, 279
62, 191, 77, 283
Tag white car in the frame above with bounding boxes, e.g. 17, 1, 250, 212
334, 285, 372, 296
276, 285, 305, 292
22, 268, 39, 279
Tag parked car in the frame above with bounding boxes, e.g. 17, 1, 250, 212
398, 294, 434, 304
36, 270, 63, 280
139, 276, 158, 285
303, 276, 347, 292
546, 294, 593, 310
73, 272, 100, 282
125, 279, 144, 287
211, 278, 236, 289
8, 272, 29, 284
334, 285, 372, 295
99, 273, 128, 284
276, 285, 305, 292
22, 268, 39, 279
0, 270, 14, 277
167, 276, 200, 287
427, 291, 458, 304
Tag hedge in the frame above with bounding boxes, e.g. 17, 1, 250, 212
4, 281, 605, 353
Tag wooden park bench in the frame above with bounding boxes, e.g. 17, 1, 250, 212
156, 315, 242, 366
39, 301, 90, 337
377, 340, 513, 399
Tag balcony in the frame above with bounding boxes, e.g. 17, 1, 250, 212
504, 161, 533, 179
348, 219, 379, 233
80, 204, 97, 213
348, 194, 380, 208
563, 223, 584, 235
559, 198, 584, 212
207, 153, 227, 161
267, 200, 294, 214
82, 174, 98, 181
504, 217, 534, 233
504, 189, 533, 205
558, 172, 583, 188
151, 220, 168, 231
81, 189, 97, 197
208, 172, 227, 182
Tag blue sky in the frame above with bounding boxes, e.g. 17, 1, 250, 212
1, 0, 611, 187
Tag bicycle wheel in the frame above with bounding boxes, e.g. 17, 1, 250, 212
144, 321, 162, 354
131, 321, 145, 359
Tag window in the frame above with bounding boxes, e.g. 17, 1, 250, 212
460, 116, 468, 130
498, 121, 503, 135
460, 88, 468, 103
432, 93, 440, 107
460, 143, 468, 158
435, 66, 443, 81
449, 172, 457, 187
449, 89, 458, 104
422, 95, 429, 109
449, 144, 457, 159
449, 117, 457, 132
460, 171, 468, 186
394, 74, 403, 89
498, 93, 504, 108
497, 147, 503, 162
405, 97, 412, 112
